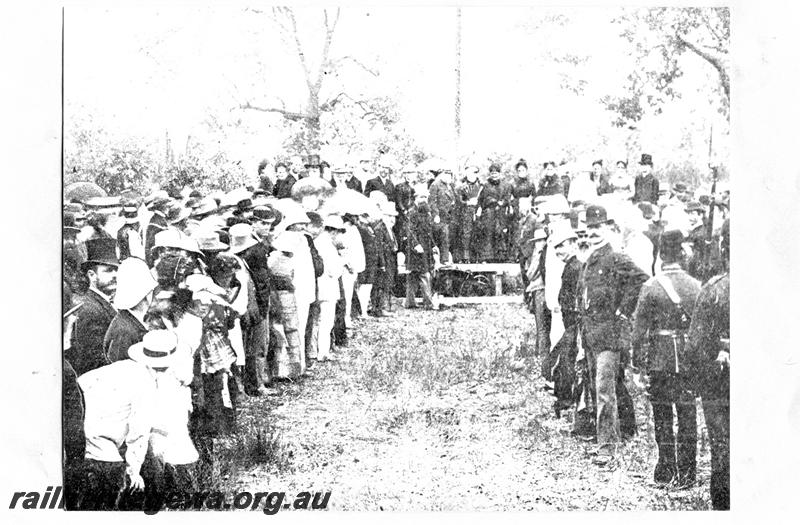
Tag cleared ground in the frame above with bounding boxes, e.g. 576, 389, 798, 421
221, 303, 713, 510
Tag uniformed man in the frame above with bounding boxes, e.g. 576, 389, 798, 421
578, 204, 649, 463
632, 230, 701, 486
686, 219, 729, 510
454, 165, 482, 263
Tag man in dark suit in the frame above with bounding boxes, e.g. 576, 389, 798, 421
686, 220, 729, 510
404, 185, 436, 309
633, 153, 660, 204
273, 162, 296, 199
578, 205, 649, 463
632, 230, 701, 486
364, 161, 396, 202
143, 192, 170, 267
429, 169, 456, 265
69, 238, 119, 376
338, 167, 363, 193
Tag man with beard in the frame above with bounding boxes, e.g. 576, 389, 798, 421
686, 220, 729, 510
429, 169, 457, 265
404, 184, 436, 310
507, 159, 536, 263
537, 161, 564, 197
578, 205, 648, 464
454, 164, 482, 263
632, 230, 701, 487
272, 162, 296, 199
476, 163, 510, 262
69, 238, 119, 376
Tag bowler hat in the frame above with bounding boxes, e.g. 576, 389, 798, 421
672, 182, 688, 193
639, 153, 653, 167
80, 238, 119, 271
585, 204, 612, 226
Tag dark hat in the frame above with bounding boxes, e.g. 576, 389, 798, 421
616, 160, 628, 168
585, 204, 612, 226
672, 182, 688, 193
592, 159, 603, 167
80, 238, 119, 271
685, 201, 705, 213
488, 163, 502, 174
659, 229, 684, 259
639, 153, 653, 166
252, 205, 281, 223
542, 161, 556, 169
515, 158, 528, 171
304, 154, 322, 169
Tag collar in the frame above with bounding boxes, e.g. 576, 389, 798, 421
586, 241, 611, 262
660, 262, 683, 272
88, 286, 113, 306
124, 308, 148, 329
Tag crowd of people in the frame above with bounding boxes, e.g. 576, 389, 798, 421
61, 151, 730, 510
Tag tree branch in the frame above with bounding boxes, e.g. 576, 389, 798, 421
239, 101, 311, 121
332, 56, 380, 77
313, 8, 340, 94
676, 33, 729, 98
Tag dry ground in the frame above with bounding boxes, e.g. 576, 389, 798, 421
218, 303, 714, 511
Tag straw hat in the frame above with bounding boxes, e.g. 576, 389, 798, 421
190, 197, 218, 218
194, 230, 228, 252
113, 257, 158, 310
549, 224, 577, 248
323, 214, 346, 231
128, 330, 178, 369
228, 223, 260, 254
153, 229, 184, 250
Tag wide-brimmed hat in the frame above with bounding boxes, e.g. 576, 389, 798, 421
195, 230, 229, 252
252, 205, 281, 223
585, 204, 613, 227
85, 196, 122, 209
120, 204, 139, 224
276, 201, 312, 229
550, 224, 577, 248
113, 257, 158, 310
379, 200, 398, 217
228, 223, 260, 254
190, 197, 218, 218
532, 228, 548, 242
639, 153, 653, 167
153, 229, 185, 250
184, 273, 228, 299
80, 238, 119, 271
128, 329, 178, 369
220, 188, 253, 210
145, 190, 171, 210
685, 201, 705, 214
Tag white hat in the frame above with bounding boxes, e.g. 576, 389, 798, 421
549, 224, 577, 248
323, 214, 346, 231
228, 223, 260, 254
184, 273, 227, 298
413, 183, 430, 197
113, 257, 158, 310
153, 229, 184, 250
128, 329, 178, 368
379, 200, 398, 216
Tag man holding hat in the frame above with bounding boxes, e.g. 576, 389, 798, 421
632, 230, 701, 487
633, 154, 659, 204
69, 238, 120, 376
578, 204, 649, 463
104, 258, 158, 363
76, 329, 176, 509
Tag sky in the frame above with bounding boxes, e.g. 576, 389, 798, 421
65, 5, 726, 171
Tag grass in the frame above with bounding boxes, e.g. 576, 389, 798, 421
218, 303, 713, 511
